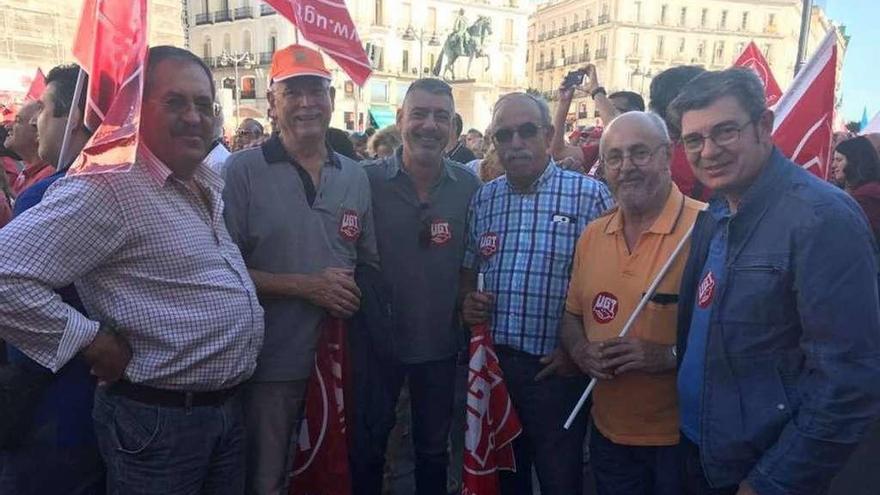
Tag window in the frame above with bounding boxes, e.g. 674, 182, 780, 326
741, 12, 749, 30
550, 48, 555, 65
241, 76, 256, 99
599, 34, 607, 50
396, 82, 409, 104
678, 37, 686, 54
701, 8, 708, 27
720, 10, 728, 29
697, 40, 706, 58
402, 49, 409, 72
374, 0, 384, 26
203, 36, 212, 60
656, 35, 665, 57
242, 30, 252, 54
679, 7, 687, 27
736, 42, 745, 55
365, 43, 384, 70
713, 41, 724, 63
344, 112, 356, 131
370, 80, 388, 102
660, 4, 668, 24
268, 30, 277, 53
582, 41, 590, 55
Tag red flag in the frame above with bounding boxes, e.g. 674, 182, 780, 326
68, 0, 148, 175
25, 68, 46, 102
462, 323, 522, 495
290, 318, 352, 495
263, 0, 372, 86
772, 28, 838, 180
733, 41, 782, 107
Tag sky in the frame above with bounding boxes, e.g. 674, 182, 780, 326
823, 0, 879, 123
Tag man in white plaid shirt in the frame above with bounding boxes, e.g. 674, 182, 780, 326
461, 92, 613, 494
0, 46, 264, 494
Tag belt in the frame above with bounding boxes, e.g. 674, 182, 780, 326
107, 381, 239, 408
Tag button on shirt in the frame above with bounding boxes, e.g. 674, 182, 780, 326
463, 160, 613, 356
0, 147, 264, 391
363, 148, 481, 363
678, 199, 731, 443
566, 185, 704, 446
223, 134, 378, 381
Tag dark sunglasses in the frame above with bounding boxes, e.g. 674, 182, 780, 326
492, 123, 545, 144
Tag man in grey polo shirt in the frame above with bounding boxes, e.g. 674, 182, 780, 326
352, 78, 481, 495
222, 44, 378, 495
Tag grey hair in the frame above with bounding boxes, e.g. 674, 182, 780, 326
599, 111, 671, 156
491, 92, 552, 127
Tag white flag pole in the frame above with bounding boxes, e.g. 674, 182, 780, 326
563, 222, 696, 430
57, 68, 86, 170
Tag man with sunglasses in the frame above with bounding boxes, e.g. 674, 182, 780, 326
670, 68, 880, 495
560, 111, 704, 495
354, 78, 480, 494
222, 44, 378, 495
461, 92, 613, 494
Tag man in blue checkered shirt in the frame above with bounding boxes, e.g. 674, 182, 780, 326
461, 92, 613, 494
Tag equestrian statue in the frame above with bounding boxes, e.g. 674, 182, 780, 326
432, 11, 492, 81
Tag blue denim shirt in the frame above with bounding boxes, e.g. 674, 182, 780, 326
677, 148, 880, 495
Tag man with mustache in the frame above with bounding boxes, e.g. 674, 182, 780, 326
670, 68, 880, 495
222, 44, 378, 495
560, 112, 704, 495
0, 46, 265, 494
353, 78, 480, 495
461, 92, 613, 494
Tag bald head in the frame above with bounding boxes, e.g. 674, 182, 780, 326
599, 111, 670, 157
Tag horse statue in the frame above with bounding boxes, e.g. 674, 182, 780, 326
432, 16, 492, 81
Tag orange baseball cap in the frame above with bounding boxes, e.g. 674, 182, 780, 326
270, 44, 331, 84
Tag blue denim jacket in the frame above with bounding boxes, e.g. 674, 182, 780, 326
677, 148, 880, 495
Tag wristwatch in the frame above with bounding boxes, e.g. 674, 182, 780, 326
590, 86, 607, 99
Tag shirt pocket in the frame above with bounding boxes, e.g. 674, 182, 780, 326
722, 255, 794, 325
639, 296, 678, 344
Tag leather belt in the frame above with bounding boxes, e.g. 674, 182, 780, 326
107, 381, 239, 408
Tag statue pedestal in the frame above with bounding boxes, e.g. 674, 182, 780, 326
450, 80, 501, 137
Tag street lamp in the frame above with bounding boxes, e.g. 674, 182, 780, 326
631, 66, 654, 95
220, 50, 255, 129
400, 25, 441, 77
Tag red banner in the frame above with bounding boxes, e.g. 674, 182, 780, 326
289, 318, 352, 495
772, 29, 838, 180
733, 41, 782, 107
25, 68, 46, 102
462, 323, 522, 495
69, 0, 148, 175
263, 0, 372, 86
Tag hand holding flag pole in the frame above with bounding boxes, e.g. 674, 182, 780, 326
563, 222, 696, 430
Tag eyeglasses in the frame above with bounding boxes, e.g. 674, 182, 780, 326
681, 120, 755, 154
602, 143, 668, 170
492, 123, 545, 144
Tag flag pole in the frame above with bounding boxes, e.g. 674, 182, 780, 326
795, 0, 814, 76
563, 222, 696, 430
57, 68, 86, 170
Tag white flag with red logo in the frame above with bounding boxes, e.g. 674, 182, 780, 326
69, 0, 148, 174
289, 318, 352, 495
772, 28, 838, 180
733, 41, 782, 107
263, 0, 372, 86
462, 323, 522, 495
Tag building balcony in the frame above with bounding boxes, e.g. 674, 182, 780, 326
579, 52, 591, 63
565, 56, 578, 66
195, 13, 212, 25
259, 51, 274, 65
260, 4, 276, 16
201, 55, 218, 67
626, 52, 640, 62
598, 14, 610, 25
233, 6, 254, 20
595, 48, 607, 60
214, 10, 232, 22
581, 20, 592, 30
569, 24, 578, 33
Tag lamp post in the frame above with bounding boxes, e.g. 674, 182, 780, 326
631, 66, 654, 95
400, 26, 441, 77
220, 50, 255, 129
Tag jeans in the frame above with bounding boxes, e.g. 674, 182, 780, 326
350, 354, 457, 495
92, 386, 245, 495
496, 346, 588, 495
590, 424, 681, 495
678, 436, 738, 495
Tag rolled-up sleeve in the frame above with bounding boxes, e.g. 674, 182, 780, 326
748, 199, 880, 495
0, 175, 127, 371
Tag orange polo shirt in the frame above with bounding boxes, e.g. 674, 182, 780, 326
566, 184, 704, 446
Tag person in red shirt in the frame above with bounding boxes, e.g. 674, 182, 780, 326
4, 101, 54, 197
833, 136, 880, 242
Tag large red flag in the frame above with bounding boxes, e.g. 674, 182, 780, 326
462, 323, 522, 495
263, 0, 372, 86
69, 0, 148, 174
289, 318, 352, 495
772, 28, 838, 180
25, 68, 46, 102
733, 41, 782, 107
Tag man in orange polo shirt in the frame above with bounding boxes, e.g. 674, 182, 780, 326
561, 111, 704, 494
4, 100, 54, 197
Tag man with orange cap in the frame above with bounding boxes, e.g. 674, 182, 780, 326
222, 44, 378, 495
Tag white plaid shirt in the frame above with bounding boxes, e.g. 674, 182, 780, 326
0, 147, 264, 391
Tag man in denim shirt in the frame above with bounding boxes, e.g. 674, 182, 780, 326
671, 68, 880, 495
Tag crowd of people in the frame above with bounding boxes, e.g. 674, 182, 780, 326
0, 41, 879, 495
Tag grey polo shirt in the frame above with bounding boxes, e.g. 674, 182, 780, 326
223, 134, 378, 381
362, 148, 481, 364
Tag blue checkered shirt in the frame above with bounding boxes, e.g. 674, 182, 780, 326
463, 161, 613, 355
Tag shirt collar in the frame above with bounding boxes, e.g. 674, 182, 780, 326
261, 133, 341, 169
603, 184, 686, 235
386, 146, 459, 183
138, 144, 223, 193
20, 160, 51, 178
